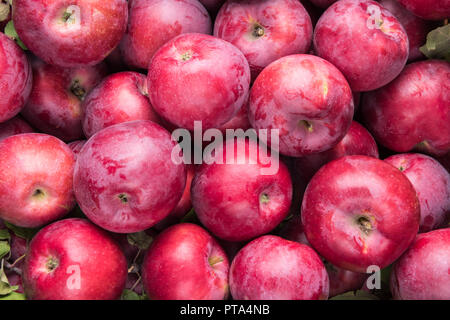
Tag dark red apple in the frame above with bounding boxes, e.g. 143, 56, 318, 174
229, 235, 329, 300
73, 120, 187, 233
313, 0, 409, 92
396, 0, 450, 20
13, 0, 128, 67
362, 60, 450, 157
147, 33, 250, 131
308, 0, 337, 9
0, 116, 33, 142
214, 0, 313, 79
249, 54, 354, 157
120, 0, 212, 70
0, 133, 76, 228
302, 155, 420, 273
23, 218, 127, 300
142, 223, 229, 300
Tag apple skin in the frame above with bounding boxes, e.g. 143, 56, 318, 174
390, 228, 450, 300
230, 235, 329, 300
219, 98, 251, 133
379, 0, 437, 62
0, 116, 33, 142
214, 0, 313, 80
23, 218, 127, 300
362, 60, 450, 157
67, 140, 86, 160
0, 32, 32, 123
120, 0, 212, 70
142, 223, 229, 300
295, 121, 379, 182
302, 155, 420, 273
147, 33, 250, 131
0, 133, 76, 228
385, 153, 450, 233
313, 0, 409, 92
249, 54, 354, 157
12, 0, 128, 68
73, 120, 187, 233
397, 0, 450, 20
21, 58, 107, 142
82, 72, 161, 138
191, 138, 293, 242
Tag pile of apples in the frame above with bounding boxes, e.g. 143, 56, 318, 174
0, 0, 449, 300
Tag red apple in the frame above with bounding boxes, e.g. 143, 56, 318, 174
230, 235, 329, 300
82, 71, 161, 138
13, 0, 128, 67
0, 116, 33, 142
219, 98, 251, 133
21, 58, 106, 142
23, 218, 127, 300
142, 223, 229, 300
120, 0, 212, 70
191, 138, 293, 241
385, 153, 450, 232
0, 32, 32, 123
148, 33, 250, 131
67, 140, 86, 159
390, 228, 450, 300
0, 133, 76, 228
214, 0, 313, 79
314, 0, 409, 92
397, 0, 450, 20
302, 155, 420, 273
249, 54, 354, 157
73, 120, 187, 233
362, 60, 450, 157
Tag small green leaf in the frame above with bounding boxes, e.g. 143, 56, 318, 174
330, 290, 380, 300
0, 228, 10, 241
4, 221, 37, 240
127, 231, 153, 250
0, 241, 10, 260
420, 24, 450, 61
0, 291, 26, 300
120, 289, 144, 300
4, 20, 28, 50
180, 208, 197, 223
0, 264, 14, 295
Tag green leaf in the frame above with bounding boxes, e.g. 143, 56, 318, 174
0, 228, 10, 241
4, 221, 37, 240
0, 241, 10, 260
0, 291, 26, 300
0, 264, 14, 295
3, 20, 28, 50
330, 290, 380, 300
127, 231, 153, 250
420, 24, 450, 62
180, 208, 197, 223
120, 289, 147, 300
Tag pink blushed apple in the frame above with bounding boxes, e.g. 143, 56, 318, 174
12, 0, 128, 68
0, 133, 76, 228
302, 155, 420, 273
23, 218, 127, 300
142, 223, 229, 300
0, 116, 33, 142
313, 0, 409, 92
82, 72, 161, 138
229, 235, 329, 300
385, 153, 450, 232
0, 32, 32, 123
73, 120, 187, 233
214, 0, 313, 79
147, 33, 250, 131
120, 0, 212, 70
249, 54, 354, 157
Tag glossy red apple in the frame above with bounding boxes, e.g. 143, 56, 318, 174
120, 0, 212, 70
23, 218, 127, 300
142, 223, 229, 300
385, 153, 450, 232
397, 0, 450, 20
21, 58, 106, 142
302, 155, 420, 273
191, 138, 293, 241
0, 32, 32, 123
390, 228, 450, 300
0, 133, 76, 228
214, 0, 313, 79
249, 54, 354, 157
148, 33, 250, 131
0, 116, 33, 142
229, 235, 329, 300
314, 0, 409, 92
82, 72, 160, 138
13, 0, 128, 67
362, 60, 450, 157
73, 120, 187, 233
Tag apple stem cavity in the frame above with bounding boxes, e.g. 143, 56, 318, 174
252, 24, 265, 38
356, 216, 373, 235
299, 120, 314, 133
46, 256, 59, 272
32, 188, 46, 200
70, 79, 87, 100
180, 51, 193, 62
260, 193, 270, 204
118, 193, 129, 204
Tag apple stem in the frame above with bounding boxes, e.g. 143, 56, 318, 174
208, 256, 223, 267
